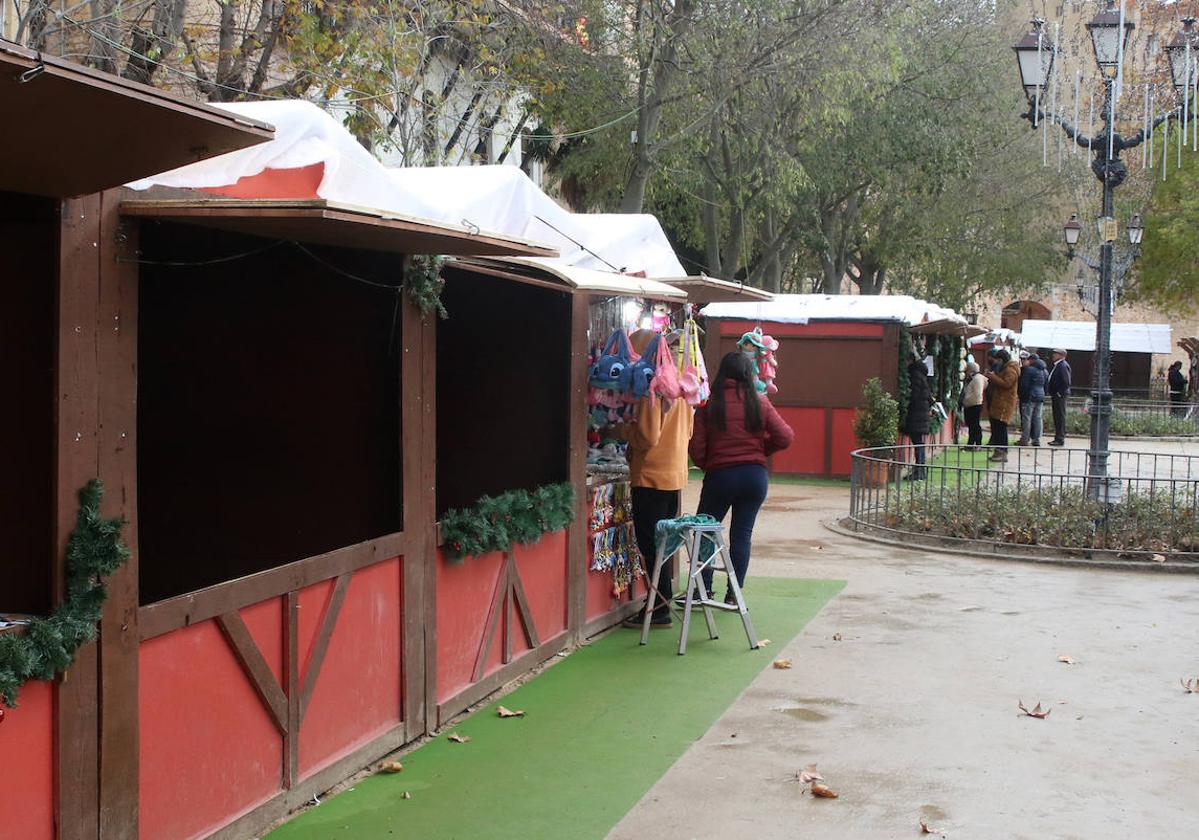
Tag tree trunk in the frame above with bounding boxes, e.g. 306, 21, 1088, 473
122, 0, 187, 85
85, 0, 120, 75
701, 178, 723, 277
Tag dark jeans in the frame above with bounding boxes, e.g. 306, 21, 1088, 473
697, 463, 769, 593
1051, 394, 1068, 442
1171, 393, 1187, 417
631, 487, 679, 618
965, 404, 983, 446
910, 432, 926, 476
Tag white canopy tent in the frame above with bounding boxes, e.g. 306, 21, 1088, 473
1019, 320, 1173, 354
702, 294, 968, 327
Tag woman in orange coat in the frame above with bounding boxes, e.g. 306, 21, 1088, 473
984, 349, 1020, 463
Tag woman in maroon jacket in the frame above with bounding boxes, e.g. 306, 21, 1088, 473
690, 352, 794, 602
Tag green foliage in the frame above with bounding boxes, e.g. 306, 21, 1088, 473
441, 482, 577, 561
1044, 408, 1198, 438
854, 377, 899, 449
892, 483, 1199, 556
404, 255, 448, 320
1, 481, 129, 707
1138, 122, 1199, 316
896, 323, 911, 424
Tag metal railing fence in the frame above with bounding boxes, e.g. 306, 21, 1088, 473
847, 444, 1199, 562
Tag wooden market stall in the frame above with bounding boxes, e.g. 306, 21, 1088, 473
1019, 319, 1173, 399
702, 295, 981, 478
0, 61, 564, 840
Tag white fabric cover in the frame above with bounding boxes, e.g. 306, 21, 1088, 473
702, 294, 968, 327
1019, 320, 1172, 353
127, 100, 441, 218
127, 99, 687, 277
386, 167, 686, 277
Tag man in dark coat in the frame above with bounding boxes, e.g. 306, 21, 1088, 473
1047, 348, 1072, 446
1018, 354, 1048, 445
1168, 361, 1188, 417
903, 357, 932, 480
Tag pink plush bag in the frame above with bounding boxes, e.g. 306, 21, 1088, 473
651, 330, 682, 400
677, 319, 710, 405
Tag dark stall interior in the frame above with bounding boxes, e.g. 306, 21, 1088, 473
1, 192, 57, 616
137, 221, 404, 604
435, 267, 571, 518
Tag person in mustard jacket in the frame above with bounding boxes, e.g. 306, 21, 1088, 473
622, 329, 693, 629
984, 349, 1020, 462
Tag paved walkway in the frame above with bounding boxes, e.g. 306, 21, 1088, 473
609, 478, 1199, 839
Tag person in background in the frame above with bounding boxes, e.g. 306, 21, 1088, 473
689, 352, 793, 603
1168, 360, 1188, 417
1047, 348, 1072, 446
962, 360, 987, 450
1015, 351, 1032, 445
903, 355, 933, 480
622, 329, 693, 630
984, 349, 1019, 462
1018, 352, 1048, 446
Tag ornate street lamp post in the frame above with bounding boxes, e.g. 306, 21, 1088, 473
1012, 3, 1191, 491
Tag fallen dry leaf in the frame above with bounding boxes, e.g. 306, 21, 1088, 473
758, 639, 772, 646
1182, 677, 1198, 694
378, 761, 404, 774
1018, 700, 1051, 719
832, 633, 843, 642
497, 706, 525, 718
1057, 655, 1079, 665
797, 764, 824, 785
810, 544, 825, 551
772, 659, 793, 669
1152, 553, 1167, 563
920, 818, 943, 834
401, 791, 412, 800
809, 782, 838, 799
447, 733, 471, 743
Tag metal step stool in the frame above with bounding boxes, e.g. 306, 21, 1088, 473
639, 521, 759, 655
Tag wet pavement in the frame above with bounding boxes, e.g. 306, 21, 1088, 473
607, 478, 1199, 840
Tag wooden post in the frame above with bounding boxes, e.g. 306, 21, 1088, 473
96, 190, 141, 839
55, 193, 102, 840
566, 293, 589, 642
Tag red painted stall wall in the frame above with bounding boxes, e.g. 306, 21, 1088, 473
436, 532, 567, 705
199, 163, 325, 200
299, 557, 403, 776
139, 602, 284, 840
584, 561, 647, 623
771, 407, 826, 474
139, 556, 404, 840
0, 679, 54, 840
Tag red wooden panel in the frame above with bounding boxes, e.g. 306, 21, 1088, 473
718, 318, 885, 338
770, 407, 826, 475
436, 548, 506, 703
829, 408, 861, 477
295, 578, 334, 677
299, 557, 402, 776
0, 679, 54, 840
200, 163, 325, 200
511, 532, 568, 645
241, 596, 284, 687
139, 621, 282, 840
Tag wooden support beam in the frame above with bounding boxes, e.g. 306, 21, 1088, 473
216, 611, 288, 734
566, 293, 589, 642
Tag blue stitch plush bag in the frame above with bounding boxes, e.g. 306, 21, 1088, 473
589, 329, 638, 392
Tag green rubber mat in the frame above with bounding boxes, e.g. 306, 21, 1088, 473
268, 577, 844, 840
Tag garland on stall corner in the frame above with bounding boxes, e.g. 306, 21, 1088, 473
442, 483, 576, 562
404, 254, 448, 320
0, 480, 129, 707
896, 322, 912, 426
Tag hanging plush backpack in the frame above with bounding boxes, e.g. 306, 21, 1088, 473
627, 333, 660, 399
589, 329, 638, 392
651, 331, 682, 401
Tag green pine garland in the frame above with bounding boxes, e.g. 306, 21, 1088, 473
404, 254, 448, 320
442, 482, 576, 562
0, 480, 129, 707
896, 322, 912, 426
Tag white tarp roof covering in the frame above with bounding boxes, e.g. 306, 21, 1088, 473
1019, 320, 1173, 353
967, 327, 1023, 348
127, 100, 442, 220
127, 99, 687, 278
386, 167, 686, 277
702, 294, 967, 327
